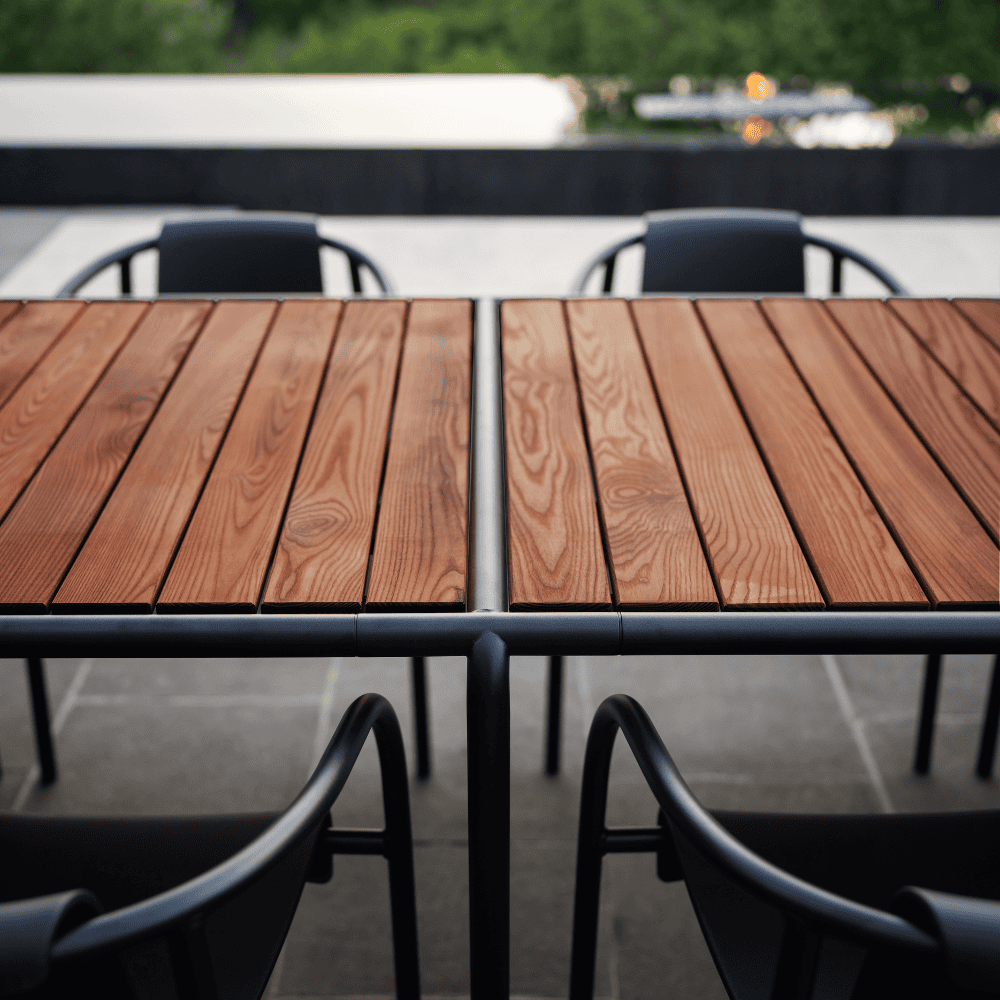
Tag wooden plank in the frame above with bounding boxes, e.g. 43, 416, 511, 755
262, 300, 406, 613
0, 302, 211, 613
698, 300, 927, 609
762, 299, 997, 607
157, 300, 340, 613
565, 299, 717, 610
0, 302, 22, 329
501, 300, 611, 610
0, 301, 147, 523
828, 299, 1000, 543
366, 300, 472, 611
954, 299, 1000, 352
632, 299, 823, 610
0, 301, 84, 411
888, 299, 1000, 428
53, 301, 276, 613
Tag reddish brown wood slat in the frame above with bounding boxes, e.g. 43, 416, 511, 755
827, 299, 1000, 543
698, 300, 927, 609
0, 301, 82, 410
632, 299, 823, 610
263, 300, 406, 613
53, 301, 276, 613
0, 302, 22, 329
0, 301, 147, 523
888, 299, 1000, 428
762, 299, 997, 607
502, 300, 611, 610
157, 300, 340, 613
565, 299, 717, 610
366, 300, 472, 611
954, 299, 1000, 351
0, 302, 211, 612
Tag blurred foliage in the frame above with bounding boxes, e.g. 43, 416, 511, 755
2, 0, 999, 135
0, 0, 227, 72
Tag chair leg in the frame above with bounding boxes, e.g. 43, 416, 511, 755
914, 653, 942, 775
410, 657, 431, 780
545, 655, 563, 775
26, 657, 57, 785
976, 654, 1000, 780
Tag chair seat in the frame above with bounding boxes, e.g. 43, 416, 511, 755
0, 813, 276, 911
716, 809, 1000, 911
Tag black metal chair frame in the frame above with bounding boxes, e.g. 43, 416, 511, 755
569, 693, 1000, 1000
0, 693, 420, 999
572, 231, 907, 296
56, 235, 393, 297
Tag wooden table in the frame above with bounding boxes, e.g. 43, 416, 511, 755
0, 295, 998, 1000
501, 297, 999, 613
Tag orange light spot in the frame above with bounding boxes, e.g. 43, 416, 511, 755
742, 116, 772, 144
744, 72, 770, 102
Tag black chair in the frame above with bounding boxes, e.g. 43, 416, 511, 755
570, 694, 1000, 1000
0, 693, 419, 1000
572, 208, 906, 296
56, 217, 393, 297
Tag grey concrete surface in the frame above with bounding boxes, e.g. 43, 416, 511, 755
2, 649, 998, 999
1, 210, 998, 299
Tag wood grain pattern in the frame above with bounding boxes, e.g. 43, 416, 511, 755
698, 299, 927, 609
566, 299, 717, 610
632, 299, 823, 609
954, 299, 1000, 352
762, 299, 997, 607
828, 299, 1000, 543
53, 301, 276, 613
888, 299, 1000, 428
262, 300, 406, 612
0, 301, 147, 523
0, 302, 211, 612
502, 300, 611, 610
366, 300, 471, 611
0, 302, 21, 329
0, 301, 84, 412
158, 300, 340, 613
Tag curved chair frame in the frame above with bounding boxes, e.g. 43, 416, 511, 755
567, 694, 1000, 1000
57, 237, 393, 297
0, 693, 420, 999
572, 232, 906, 296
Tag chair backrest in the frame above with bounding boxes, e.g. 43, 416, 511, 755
0, 694, 419, 1000
157, 218, 324, 294
642, 208, 806, 293
570, 694, 1000, 1000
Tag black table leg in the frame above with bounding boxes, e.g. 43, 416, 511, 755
467, 631, 510, 1000
545, 655, 563, 775
914, 653, 942, 775
26, 657, 57, 785
411, 656, 431, 780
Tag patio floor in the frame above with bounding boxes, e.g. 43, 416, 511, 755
2, 650, 998, 998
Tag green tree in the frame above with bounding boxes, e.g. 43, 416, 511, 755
0, 0, 226, 73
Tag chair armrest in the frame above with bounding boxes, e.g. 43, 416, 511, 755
56, 240, 159, 297
804, 235, 907, 295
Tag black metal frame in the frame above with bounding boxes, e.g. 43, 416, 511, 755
55, 235, 393, 297
572, 231, 907, 295
1, 298, 997, 1000
568, 694, 1000, 1000
0, 693, 420, 998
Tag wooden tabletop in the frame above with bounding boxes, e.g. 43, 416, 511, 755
0, 299, 471, 614
0, 296, 996, 619
502, 298, 1000, 612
